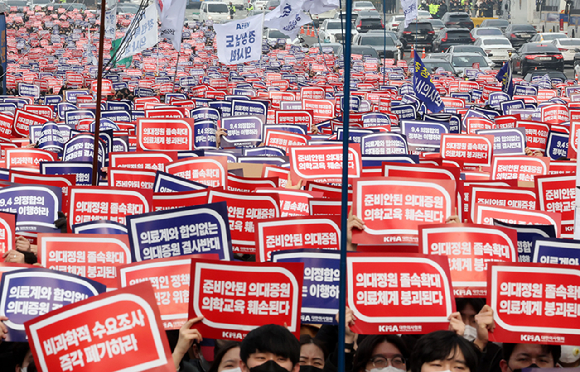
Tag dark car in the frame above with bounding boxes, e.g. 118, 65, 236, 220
523, 69, 567, 82
352, 33, 400, 59
440, 12, 474, 30
423, 58, 458, 75
433, 28, 475, 52
504, 24, 537, 48
337, 45, 379, 59
512, 43, 564, 76
396, 21, 435, 51
479, 18, 509, 32
354, 13, 384, 33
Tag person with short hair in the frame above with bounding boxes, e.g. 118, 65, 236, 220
499, 344, 560, 372
411, 330, 479, 372
239, 324, 300, 372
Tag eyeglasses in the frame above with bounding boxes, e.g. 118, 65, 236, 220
368, 356, 406, 369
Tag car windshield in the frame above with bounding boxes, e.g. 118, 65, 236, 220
512, 25, 536, 32
452, 46, 484, 54
477, 29, 502, 35
449, 14, 469, 20
447, 31, 470, 37
360, 36, 396, 46
430, 20, 444, 26
355, 1, 374, 6
351, 46, 378, 57
542, 34, 567, 40
452, 55, 488, 67
208, 3, 228, 12
424, 61, 454, 71
526, 71, 566, 80
118, 4, 138, 12
268, 30, 288, 38
486, 20, 508, 27
527, 44, 559, 53
483, 38, 511, 45
326, 22, 342, 29
393, 16, 405, 21
558, 39, 580, 46
404, 23, 432, 32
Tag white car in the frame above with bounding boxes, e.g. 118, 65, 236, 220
385, 15, 405, 30
311, 8, 337, 26
529, 32, 568, 42
253, 0, 269, 10
264, 28, 301, 46
470, 27, 503, 40
552, 38, 580, 64
352, 1, 376, 13
449, 52, 493, 76
319, 19, 358, 43
473, 36, 513, 64
417, 10, 433, 19
199, 1, 231, 23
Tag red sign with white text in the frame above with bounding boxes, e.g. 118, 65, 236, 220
108, 169, 156, 190
290, 144, 362, 184
535, 175, 575, 225
109, 152, 178, 172
473, 204, 561, 237
5, 148, 57, 172
165, 156, 228, 188
0, 212, 15, 262
136, 118, 194, 151
13, 109, 50, 137
492, 156, 550, 183
469, 186, 537, 222
152, 190, 209, 212
265, 130, 308, 153
441, 134, 494, 167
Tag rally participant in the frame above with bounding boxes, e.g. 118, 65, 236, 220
208, 341, 241, 372
239, 324, 300, 372
315, 307, 357, 371
352, 335, 409, 372
499, 344, 560, 372
173, 317, 205, 371
559, 346, 580, 368
299, 335, 327, 371
411, 330, 479, 372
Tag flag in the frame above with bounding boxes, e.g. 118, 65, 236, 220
104, 0, 117, 39
401, 0, 418, 27
111, 38, 132, 67
264, 0, 312, 39
413, 54, 445, 113
158, 0, 187, 51
117, 4, 158, 60
302, 0, 339, 14
214, 14, 263, 65
496, 61, 514, 97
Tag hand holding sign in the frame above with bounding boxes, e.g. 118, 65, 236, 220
172, 316, 204, 371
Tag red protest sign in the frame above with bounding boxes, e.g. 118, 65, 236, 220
535, 174, 575, 225
12, 109, 50, 138
440, 134, 494, 167
91, 79, 113, 95
516, 121, 550, 152
255, 216, 341, 262
208, 190, 280, 255
165, 156, 228, 188
0, 212, 15, 262
469, 186, 537, 222
188, 260, 303, 340
473, 204, 561, 236
136, 118, 194, 151
264, 130, 308, 153
109, 152, 178, 172
347, 253, 455, 335
25, 282, 175, 372
488, 263, 580, 345
5, 148, 57, 172
352, 177, 455, 245
37, 233, 132, 289
274, 110, 313, 131
145, 108, 186, 119
23, 104, 54, 119
68, 187, 152, 229
226, 174, 277, 193
302, 99, 335, 123
108, 168, 156, 190
152, 190, 209, 212
289, 144, 362, 184
492, 156, 550, 183
419, 223, 517, 297
540, 104, 568, 124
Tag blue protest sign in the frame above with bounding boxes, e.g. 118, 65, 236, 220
340, 95, 361, 112
62, 133, 105, 169
0, 185, 61, 233
72, 220, 128, 235
42, 95, 62, 106
106, 101, 132, 112
64, 109, 95, 127
191, 107, 221, 122
208, 100, 232, 117
488, 92, 510, 108
361, 133, 408, 155
126, 201, 232, 262
400, 120, 450, 152
101, 110, 131, 122
56, 103, 78, 121
231, 99, 268, 120
264, 124, 308, 136
546, 131, 569, 160
221, 116, 264, 148
513, 85, 538, 96
271, 249, 340, 325
37, 122, 64, 154
532, 238, 580, 265
493, 220, 557, 263
40, 161, 94, 186
500, 100, 525, 114
153, 171, 209, 193
476, 127, 526, 156
237, 156, 288, 165
0, 268, 106, 341
18, 83, 40, 99
0, 103, 16, 114
113, 136, 130, 153
203, 150, 239, 163
63, 90, 90, 103
336, 128, 374, 144
194, 120, 218, 150
362, 113, 391, 127
243, 147, 286, 157
361, 154, 419, 166
390, 104, 417, 120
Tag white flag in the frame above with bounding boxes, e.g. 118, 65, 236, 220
104, 0, 117, 39
401, 0, 418, 27
302, 0, 339, 15
159, 0, 187, 50
118, 4, 158, 60
156, 0, 173, 21
264, 0, 312, 39
214, 14, 263, 65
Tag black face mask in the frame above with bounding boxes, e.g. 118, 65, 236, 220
511, 362, 540, 372
299, 366, 323, 372
250, 360, 291, 372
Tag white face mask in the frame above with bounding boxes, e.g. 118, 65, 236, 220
463, 324, 477, 342
367, 366, 407, 372
20, 368, 27, 372
560, 345, 580, 364
223, 368, 242, 372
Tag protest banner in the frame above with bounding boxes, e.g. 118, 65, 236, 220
152, 190, 209, 212
25, 282, 175, 372
352, 177, 455, 244
12, 109, 50, 138
5, 148, 58, 172
474, 204, 561, 237
289, 144, 362, 184
153, 171, 209, 193
126, 202, 233, 262
0, 185, 61, 233
108, 169, 156, 190
72, 220, 129, 235
535, 175, 575, 227
214, 14, 263, 65
532, 238, 580, 266
188, 259, 303, 340
347, 253, 455, 335
37, 234, 132, 290
0, 212, 15, 261
469, 186, 537, 222
494, 220, 557, 263
492, 156, 550, 183
419, 223, 518, 297
136, 118, 195, 151
165, 156, 228, 188
109, 152, 178, 172
255, 216, 341, 262
488, 262, 580, 345
0, 268, 106, 341
271, 249, 340, 325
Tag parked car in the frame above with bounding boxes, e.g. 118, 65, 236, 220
449, 52, 492, 75
523, 69, 567, 82
352, 1, 376, 13
470, 27, 503, 39
417, 10, 433, 19
385, 15, 405, 30
396, 21, 435, 51
551, 38, 580, 64
445, 44, 494, 66
473, 36, 513, 64
422, 58, 458, 75
433, 28, 474, 52
264, 0, 280, 10
352, 33, 400, 59
440, 12, 474, 30
337, 45, 379, 59
319, 19, 358, 44
427, 19, 445, 32
354, 12, 384, 33
529, 32, 567, 42
311, 9, 338, 27
504, 24, 537, 48
511, 43, 564, 76
368, 29, 403, 48
479, 18, 509, 32
253, 0, 269, 10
